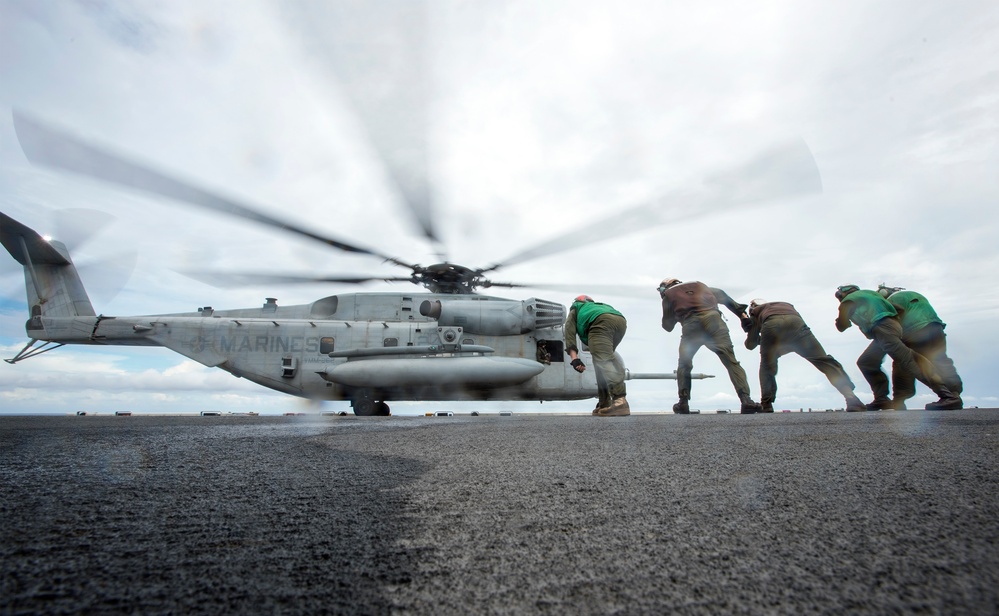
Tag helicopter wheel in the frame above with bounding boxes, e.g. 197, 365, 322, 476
351, 389, 376, 416
374, 401, 391, 416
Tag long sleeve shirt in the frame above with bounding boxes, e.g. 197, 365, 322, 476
661, 281, 747, 332
744, 301, 800, 350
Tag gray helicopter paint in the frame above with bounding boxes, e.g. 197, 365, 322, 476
22, 296, 692, 406
323, 356, 545, 388
26, 303, 598, 403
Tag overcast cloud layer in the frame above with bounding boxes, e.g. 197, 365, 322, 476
1, 0, 997, 415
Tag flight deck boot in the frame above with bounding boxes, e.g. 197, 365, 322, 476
866, 397, 893, 411
593, 397, 611, 415
740, 397, 762, 414
672, 398, 690, 414
597, 396, 630, 416
926, 388, 963, 410
845, 395, 867, 413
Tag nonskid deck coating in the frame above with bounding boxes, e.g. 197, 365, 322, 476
2, 410, 998, 613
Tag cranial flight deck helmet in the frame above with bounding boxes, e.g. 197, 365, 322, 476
835, 284, 860, 301
574, 295, 594, 303
748, 299, 767, 316
877, 283, 905, 298
657, 278, 682, 296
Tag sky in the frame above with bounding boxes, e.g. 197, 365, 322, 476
0, 0, 997, 415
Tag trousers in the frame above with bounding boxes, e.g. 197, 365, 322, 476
859, 323, 963, 402
857, 318, 953, 399
677, 310, 750, 400
587, 314, 628, 404
759, 314, 856, 404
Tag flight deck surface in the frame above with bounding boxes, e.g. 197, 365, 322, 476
2, 410, 998, 613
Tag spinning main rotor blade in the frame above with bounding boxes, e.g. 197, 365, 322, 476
487, 280, 750, 300
12, 110, 417, 270
179, 271, 416, 288
485, 281, 657, 299
279, 2, 438, 245
484, 138, 823, 272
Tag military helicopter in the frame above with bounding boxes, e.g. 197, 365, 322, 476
1, 111, 821, 415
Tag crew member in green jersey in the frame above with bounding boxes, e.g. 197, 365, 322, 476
564, 295, 630, 416
659, 278, 763, 414
861, 284, 964, 409
743, 299, 867, 412
835, 285, 961, 410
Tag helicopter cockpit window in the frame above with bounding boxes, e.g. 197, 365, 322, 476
383, 338, 398, 347
320, 337, 335, 354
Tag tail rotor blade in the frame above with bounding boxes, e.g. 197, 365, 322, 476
77, 251, 138, 306
55, 208, 117, 251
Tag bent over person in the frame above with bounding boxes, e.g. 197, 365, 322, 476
857, 284, 964, 410
659, 278, 762, 414
744, 299, 866, 412
564, 295, 629, 416
835, 285, 961, 410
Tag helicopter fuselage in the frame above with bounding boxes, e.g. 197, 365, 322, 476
25, 292, 597, 414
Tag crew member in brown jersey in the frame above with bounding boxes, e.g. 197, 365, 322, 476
743, 299, 866, 412
658, 278, 762, 414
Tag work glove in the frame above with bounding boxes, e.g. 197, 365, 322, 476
571, 358, 586, 373
741, 317, 753, 333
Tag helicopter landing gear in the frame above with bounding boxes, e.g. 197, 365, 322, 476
351, 390, 391, 416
